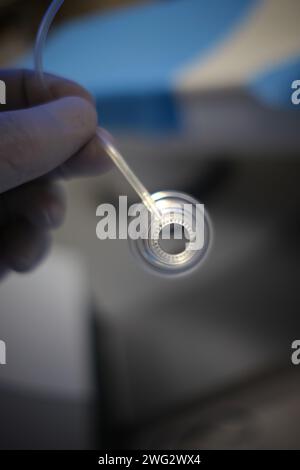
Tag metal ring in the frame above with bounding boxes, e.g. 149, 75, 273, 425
130, 191, 212, 277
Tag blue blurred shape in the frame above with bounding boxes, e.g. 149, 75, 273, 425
31, 0, 256, 132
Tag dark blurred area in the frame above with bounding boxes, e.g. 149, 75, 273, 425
0, 0, 300, 450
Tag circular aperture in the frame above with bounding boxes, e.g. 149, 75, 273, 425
130, 191, 211, 276
158, 223, 189, 255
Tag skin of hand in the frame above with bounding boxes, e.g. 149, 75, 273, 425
0, 69, 112, 279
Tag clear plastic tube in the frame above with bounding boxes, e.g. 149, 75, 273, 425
96, 129, 162, 219
34, 0, 161, 220
34, 0, 64, 90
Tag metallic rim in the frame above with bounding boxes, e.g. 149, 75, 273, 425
130, 191, 212, 276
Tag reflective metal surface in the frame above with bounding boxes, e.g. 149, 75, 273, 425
130, 191, 211, 276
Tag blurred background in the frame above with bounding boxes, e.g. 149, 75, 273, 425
0, 0, 300, 449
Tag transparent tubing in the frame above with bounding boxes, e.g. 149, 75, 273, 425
34, 0, 64, 89
34, 0, 161, 220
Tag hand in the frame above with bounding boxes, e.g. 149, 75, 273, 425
0, 69, 111, 278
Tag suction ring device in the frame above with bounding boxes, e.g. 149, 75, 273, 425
130, 191, 211, 276
36, 1, 212, 277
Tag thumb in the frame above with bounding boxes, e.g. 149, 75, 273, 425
0, 96, 97, 193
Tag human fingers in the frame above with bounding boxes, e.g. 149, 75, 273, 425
0, 96, 97, 193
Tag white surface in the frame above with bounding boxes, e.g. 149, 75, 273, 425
0, 247, 92, 399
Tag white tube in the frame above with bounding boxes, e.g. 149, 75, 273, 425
34, 0, 161, 219
97, 129, 162, 219
34, 0, 64, 89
